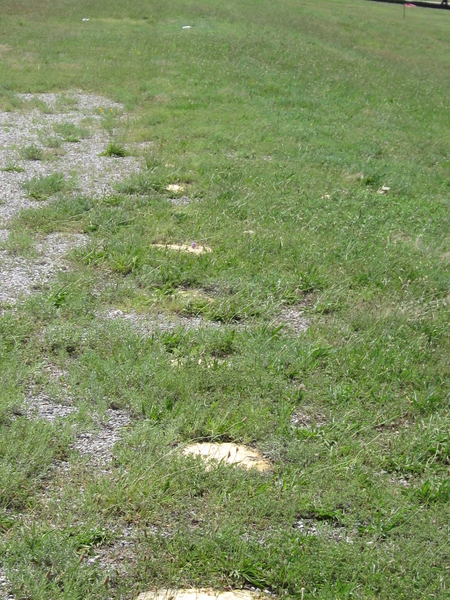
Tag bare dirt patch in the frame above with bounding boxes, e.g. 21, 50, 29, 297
291, 407, 327, 429
0, 568, 14, 600
22, 393, 77, 423
0, 92, 143, 225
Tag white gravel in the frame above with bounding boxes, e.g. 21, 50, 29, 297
102, 308, 221, 334
0, 232, 86, 304
0, 92, 143, 225
0, 92, 145, 306
71, 408, 131, 468
273, 306, 309, 335
0, 569, 14, 600
23, 393, 77, 423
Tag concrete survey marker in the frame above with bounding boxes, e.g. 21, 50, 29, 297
137, 590, 263, 600
183, 442, 271, 472
151, 243, 212, 255
166, 183, 185, 193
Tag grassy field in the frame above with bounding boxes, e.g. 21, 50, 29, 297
1, 0, 450, 598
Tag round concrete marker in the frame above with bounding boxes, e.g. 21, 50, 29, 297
183, 442, 270, 472
137, 589, 262, 600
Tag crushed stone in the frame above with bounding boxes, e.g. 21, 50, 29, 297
0, 92, 143, 225
23, 393, 77, 423
183, 442, 271, 472
168, 195, 191, 206
84, 525, 137, 575
274, 306, 308, 335
101, 308, 220, 334
293, 518, 353, 543
71, 408, 131, 468
0, 569, 14, 600
0, 232, 86, 304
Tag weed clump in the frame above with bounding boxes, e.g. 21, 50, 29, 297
20, 144, 43, 161
101, 141, 128, 157
22, 173, 73, 200
53, 121, 90, 142
1, 164, 25, 173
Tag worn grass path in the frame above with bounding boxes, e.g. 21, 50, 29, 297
1, 0, 450, 598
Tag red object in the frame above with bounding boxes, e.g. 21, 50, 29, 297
404, 3, 416, 6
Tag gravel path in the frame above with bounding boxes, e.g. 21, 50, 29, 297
0, 92, 142, 224
102, 308, 221, 335
0, 92, 143, 306
0, 232, 86, 304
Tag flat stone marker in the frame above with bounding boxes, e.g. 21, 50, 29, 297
137, 589, 261, 600
183, 442, 270, 472
151, 243, 212, 255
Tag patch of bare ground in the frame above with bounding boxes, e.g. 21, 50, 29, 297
101, 308, 221, 335
84, 524, 139, 580
0, 93, 143, 224
22, 393, 77, 422
168, 195, 192, 205
290, 407, 327, 429
273, 306, 308, 335
293, 516, 354, 543
71, 407, 132, 470
0, 232, 86, 304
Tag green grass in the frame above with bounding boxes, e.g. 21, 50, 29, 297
19, 144, 43, 161
1, 164, 25, 173
1, 0, 450, 598
100, 141, 128, 157
22, 173, 75, 200
53, 121, 91, 142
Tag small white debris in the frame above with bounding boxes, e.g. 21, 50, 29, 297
151, 243, 212, 255
322, 194, 331, 199
377, 186, 390, 195
182, 25, 192, 29
243, 230, 255, 235
82, 18, 89, 21
183, 442, 271, 472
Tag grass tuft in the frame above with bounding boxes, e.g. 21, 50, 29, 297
19, 144, 43, 161
53, 121, 90, 142
1, 164, 25, 173
22, 173, 74, 200
101, 141, 128, 157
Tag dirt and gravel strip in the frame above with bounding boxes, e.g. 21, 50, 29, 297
102, 308, 221, 334
0, 92, 143, 224
0, 233, 86, 304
